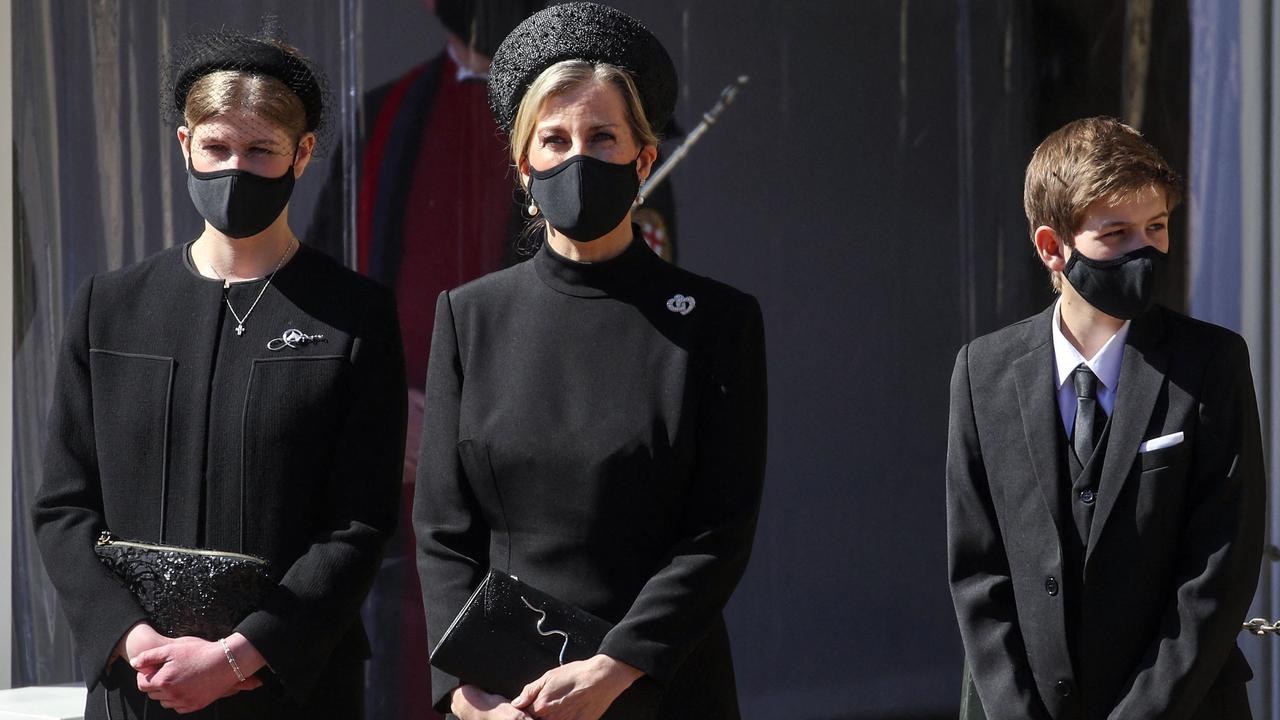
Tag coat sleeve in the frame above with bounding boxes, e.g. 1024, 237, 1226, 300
946, 343, 1052, 720
1107, 333, 1265, 720
235, 285, 407, 702
31, 277, 151, 690
595, 292, 768, 684
415, 290, 491, 713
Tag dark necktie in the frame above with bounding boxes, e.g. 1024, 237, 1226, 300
1072, 364, 1106, 466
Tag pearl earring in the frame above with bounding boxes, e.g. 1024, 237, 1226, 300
527, 202, 539, 216
636, 194, 646, 206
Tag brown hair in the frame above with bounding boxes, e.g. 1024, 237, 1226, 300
182, 69, 308, 141
1023, 116, 1184, 290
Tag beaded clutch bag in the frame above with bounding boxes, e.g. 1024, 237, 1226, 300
94, 531, 273, 639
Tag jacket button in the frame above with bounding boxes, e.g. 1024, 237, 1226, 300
1045, 577, 1059, 596
1056, 679, 1073, 697
1080, 489, 1096, 504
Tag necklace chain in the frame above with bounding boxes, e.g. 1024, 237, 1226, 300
210, 238, 296, 337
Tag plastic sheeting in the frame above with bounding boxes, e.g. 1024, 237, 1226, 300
1189, 0, 1243, 330
1189, 2, 1280, 717
13, 1, 1244, 719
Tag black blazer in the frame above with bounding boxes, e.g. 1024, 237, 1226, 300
947, 304, 1264, 720
32, 244, 407, 719
414, 239, 767, 717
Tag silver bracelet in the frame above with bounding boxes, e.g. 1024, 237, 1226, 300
219, 637, 246, 683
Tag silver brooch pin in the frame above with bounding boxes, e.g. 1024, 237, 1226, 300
666, 294, 696, 315
267, 328, 327, 351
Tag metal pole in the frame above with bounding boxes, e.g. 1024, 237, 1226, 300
339, 0, 362, 270
0, 0, 15, 691
1240, 1, 1276, 717
1267, 3, 1280, 716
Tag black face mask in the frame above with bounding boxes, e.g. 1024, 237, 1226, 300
186, 160, 296, 239
1063, 244, 1167, 320
528, 154, 640, 243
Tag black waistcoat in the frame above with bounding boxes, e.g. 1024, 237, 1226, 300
1059, 417, 1111, 672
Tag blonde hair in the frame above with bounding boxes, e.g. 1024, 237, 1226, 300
509, 59, 660, 179
183, 69, 307, 140
1024, 116, 1183, 291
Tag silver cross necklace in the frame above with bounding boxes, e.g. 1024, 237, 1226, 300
210, 238, 296, 337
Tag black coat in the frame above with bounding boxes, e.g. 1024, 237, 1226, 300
32, 244, 407, 719
414, 237, 767, 717
947, 304, 1264, 719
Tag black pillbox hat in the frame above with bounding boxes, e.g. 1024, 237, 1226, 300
487, 1, 677, 133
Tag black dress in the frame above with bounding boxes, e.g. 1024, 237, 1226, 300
32, 243, 407, 720
415, 235, 767, 718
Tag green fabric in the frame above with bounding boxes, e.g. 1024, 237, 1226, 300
959, 661, 987, 720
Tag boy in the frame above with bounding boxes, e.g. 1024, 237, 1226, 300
947, 117, 1265, 719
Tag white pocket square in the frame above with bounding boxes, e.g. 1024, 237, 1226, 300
1139, 431, 1184, 453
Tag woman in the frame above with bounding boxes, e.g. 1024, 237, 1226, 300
415, 4, 767, 719
32, 28, 406, 719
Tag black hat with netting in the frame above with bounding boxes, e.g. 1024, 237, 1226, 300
164, 18, 331, 150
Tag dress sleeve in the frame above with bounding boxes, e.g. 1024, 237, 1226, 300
597, 292, 768, 684
414, 290, 492, 712
235, 285, 407, 702
31, 277, 150, 690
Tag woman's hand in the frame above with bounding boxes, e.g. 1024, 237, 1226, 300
451, 684, 535, 720
511, 655, 643, 720
131, 634, 264, 713
114, 622, 169, 667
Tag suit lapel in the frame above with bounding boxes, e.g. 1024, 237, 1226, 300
1013, 305, 1068, 540
1086, 308, 1168, 562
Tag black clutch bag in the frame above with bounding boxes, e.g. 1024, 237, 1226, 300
430, 570, 614, 700
94, 531, 273, 640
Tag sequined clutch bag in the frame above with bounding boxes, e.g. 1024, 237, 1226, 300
94, 531, 273, 640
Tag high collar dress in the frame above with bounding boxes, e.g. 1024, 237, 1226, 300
415, 234, 767, 718
33, 243, 407, 719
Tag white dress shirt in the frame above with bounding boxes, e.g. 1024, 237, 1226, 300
1052, 299, 1130, 436
447, 42, 491, 83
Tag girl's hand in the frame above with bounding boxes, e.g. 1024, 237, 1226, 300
132, 634, 264, 713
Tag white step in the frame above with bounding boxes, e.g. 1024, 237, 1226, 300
0, 687, 86, 720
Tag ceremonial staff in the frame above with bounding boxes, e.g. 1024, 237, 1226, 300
639, 75, 750, 202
